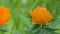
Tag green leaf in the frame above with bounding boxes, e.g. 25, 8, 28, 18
33, 28, 59, 34
20, 14, 34, 27
47, 18, 60, 29
25, 25, 59, 34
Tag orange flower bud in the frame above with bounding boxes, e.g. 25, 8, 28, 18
0, 7, 11, 26
30, 6, 53, 24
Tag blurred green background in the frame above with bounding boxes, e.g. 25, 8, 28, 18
0, 0, 60, 34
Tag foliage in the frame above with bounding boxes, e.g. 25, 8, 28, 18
0, 0, 60, 34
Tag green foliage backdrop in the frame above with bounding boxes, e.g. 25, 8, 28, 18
0, 0, 60, 34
